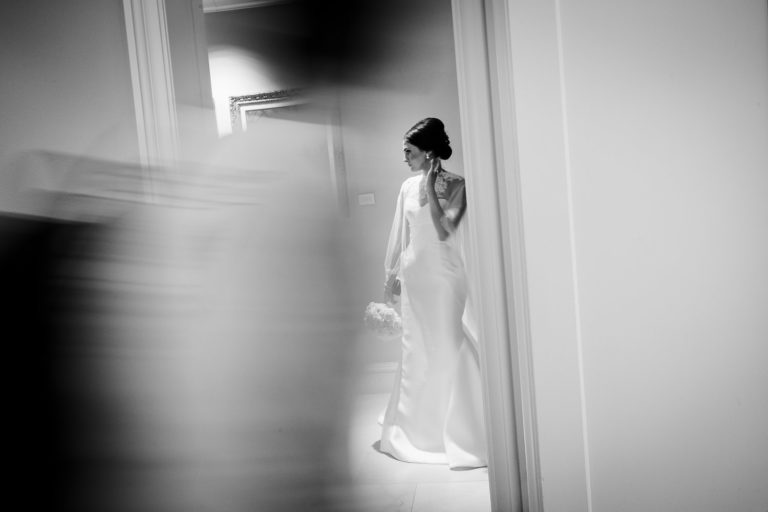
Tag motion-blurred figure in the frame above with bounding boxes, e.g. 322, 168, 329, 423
0, 110, 360, 511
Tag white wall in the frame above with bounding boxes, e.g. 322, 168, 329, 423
337, 0, 463, 363
0, 0, 139, 213
203, 0, 464, 365
507, 1, 768, 510
204, 4, 311, 135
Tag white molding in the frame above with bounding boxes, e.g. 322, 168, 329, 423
326, 107, 350, 218
484, 1, 544, 510
553, 0, 593, 507
452, 1, 543, 511
189, 0, 215, 109
122, 0, 179, 188
451, 1, 520, 511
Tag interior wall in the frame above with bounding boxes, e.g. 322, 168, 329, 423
508, 1, 768, 510
204, 0, 463, 365
336, 0, 463, 363
0, 0, 139, 214
205, 3, 314, 135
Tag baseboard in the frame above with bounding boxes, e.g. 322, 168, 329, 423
358, 361, 397, 394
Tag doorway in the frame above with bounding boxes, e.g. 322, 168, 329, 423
122, 0, 527, 510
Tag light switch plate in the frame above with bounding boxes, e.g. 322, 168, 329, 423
358, 193, 376, 206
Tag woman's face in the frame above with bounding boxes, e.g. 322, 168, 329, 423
403, 141, 429, 172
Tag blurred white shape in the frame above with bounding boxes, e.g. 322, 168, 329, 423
0, 109, 360, 511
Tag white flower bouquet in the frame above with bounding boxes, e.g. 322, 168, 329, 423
364, 302, 402, 341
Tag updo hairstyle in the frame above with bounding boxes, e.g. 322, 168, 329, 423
404, 118, 452, 160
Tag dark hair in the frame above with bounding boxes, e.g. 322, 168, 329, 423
404, 118, 452, 160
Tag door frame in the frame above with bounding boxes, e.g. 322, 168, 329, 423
122, 1, 542, 510
452, 1, 542, 511
122, 0, 179, 198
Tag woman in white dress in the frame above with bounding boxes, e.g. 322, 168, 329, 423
380, 118, 487, 468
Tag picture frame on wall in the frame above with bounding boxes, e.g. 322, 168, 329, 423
228, 89, 307, 133
227, 89, 349, 216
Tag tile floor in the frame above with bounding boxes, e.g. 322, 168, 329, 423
344, 392, 491, 512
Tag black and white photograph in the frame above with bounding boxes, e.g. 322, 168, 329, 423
1, 1, 766, 511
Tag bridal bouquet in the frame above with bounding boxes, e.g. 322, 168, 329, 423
364, 302, 402, 341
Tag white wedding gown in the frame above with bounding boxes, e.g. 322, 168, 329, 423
380, 175, 487, 468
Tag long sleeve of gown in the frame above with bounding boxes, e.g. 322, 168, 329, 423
384, 181, 407, 282
455, 214, 479, 352
441, 177, 466, 234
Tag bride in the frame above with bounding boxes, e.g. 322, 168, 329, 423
380, 118, 487, 468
